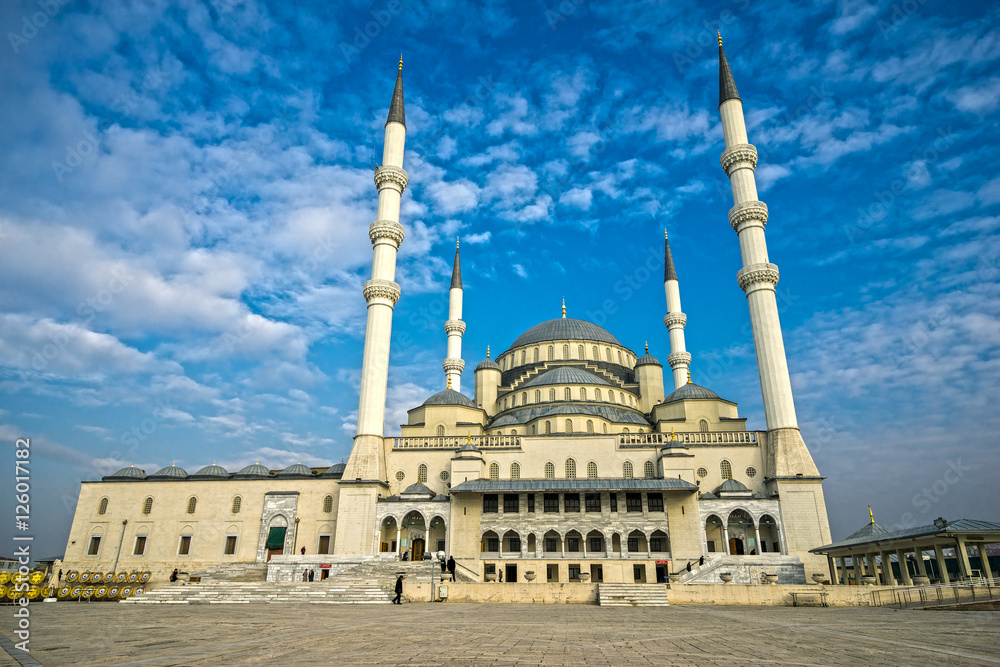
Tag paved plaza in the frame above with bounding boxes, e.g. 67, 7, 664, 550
2, 603, 999, 666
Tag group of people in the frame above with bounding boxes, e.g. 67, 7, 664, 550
301, 569, 316, 582
392, 555, 456, 604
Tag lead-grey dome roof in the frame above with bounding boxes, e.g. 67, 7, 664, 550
716, 478, 750, 493
635, 352, 661, 366
322, 462, 346, 478
521, 367, 612, 388
476, 356, 500, 371
149, 464, 188, 479
491, 403, 649, 427
191, 464, 229, 478
422, 388, 477, 408
278, 463, 315, 478
104, 464, 146, 481
236, 462, 271, 478
663, 382, 720, 402
401, 482, 434, 496
509, 318, 621, 349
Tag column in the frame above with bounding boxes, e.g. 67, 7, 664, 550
934, 543, 951, 583
955, 538, 973, 581
915, 548, 928, 577
396, 525, 402, 556
977, 544, 994, 580
896, 549, 912, 586
754, 525, 763, 555
839, 556, 849, 585
827, 556, 837, 585
722, 527, 731, 555
880, 551, 894, 586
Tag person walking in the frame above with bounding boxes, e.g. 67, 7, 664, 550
170, 568, 179, 582
308, 569, 314, 582
393, 575, 404, 604
447, 556, 456, 582
302, 569, 308, 582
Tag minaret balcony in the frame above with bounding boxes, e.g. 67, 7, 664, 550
736, 263, 780, 293
666, 351, 691, 369
720, 143, 758, 176
663, 313, 687, 330
374, 165, 409, 193
369, 219, 405, 247
444, 319, 467, 335
728, 200, 769, 234
442, 358, 466, 373
363, 278, 401, 305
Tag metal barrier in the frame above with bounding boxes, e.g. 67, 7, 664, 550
871, 577, 1000, 609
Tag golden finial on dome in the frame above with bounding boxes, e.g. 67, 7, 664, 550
670, 428, 676, 441
446, 374, 452, 390
687, 370, 692, 384
717, 30, 722, 46
467, 432, 471, 444
456, 236, 460, 249
561, 298, 566, 318
645, 341, 649, 353
398, 54, 403, 70
868, 504, 874, 524
487, 345, 491, 358
664, 228, 668, 240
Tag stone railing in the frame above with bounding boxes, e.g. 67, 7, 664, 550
618, 431, 764, 447
390, 435, 522, 450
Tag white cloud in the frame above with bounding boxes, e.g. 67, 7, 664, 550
947, 76, 1000, 114
512, 264, 528, 278
560, 187, 593, 210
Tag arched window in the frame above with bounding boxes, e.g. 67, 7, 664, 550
531, 424, 537, 435
619, 392, 625, 403
595, 388, 602, 401
503, 397, 508, 410
418, 464, 428, 483
544, 462, 555, 478
644, 461, 655, 478
520, 350, 526, 365
592, 345, 598, 360
608, 392, 615, 404
720, 460, 732, 480
587, 461, 598, 478
511, 429, 517, 435
580, 387, 587, 400
565, 419, 573, 434
232, 496, 242, 514
618, 350, 623, 365
602, 423, 608, 433
98, 498, 108, 515
533, 348, 539, 362
586, 419, 594, 434
323, 495, 333, 513
623, 461, 634, 478
520, 392, 526, 405
437, 425, 445, 436
565, 458, 577, 478
623, 427, 630, 433
578, 345, 584, 358
511, 394, 517, 407
547, 345, 554, 360
186, 497, 197, 514
510, 462, 521, 480
564, 387, 571, 401
699, 419, 709, 432
544, 420, 551, 434
534, 389, 541, 403
489, 462, 500, 480
605, 348, 612, 362
549, 388, 556, 401
142, 497, 153, 514
562, 344, 569, 359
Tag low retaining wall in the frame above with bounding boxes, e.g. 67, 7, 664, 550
405, 582, 598, 604
666, 584, 889, 606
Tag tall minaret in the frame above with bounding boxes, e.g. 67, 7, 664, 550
336, 57, 408, 555
717, 34, 830, 571
663, 230, 691, 390
443, 238, 466, 391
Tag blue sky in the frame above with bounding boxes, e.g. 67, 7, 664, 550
1, 0, 998, 558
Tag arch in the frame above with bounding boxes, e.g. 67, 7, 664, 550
531, 423, 537, 435
511, 394, 517, 407
627, 529, 648, 554
521, 392, 527, 405
608, 392, 615, 404
699, 419, 709, 432
602, 423, 608, 433
595, 388, 602, 401
622, 427, 630, 433
520, 350, 526, 366
605, 347, 612, 362
226, 524, 240, 535
562, 344, 569, 359
727, 509, 754, 556
586, 529, 605, 554
565, 458, 577, 478
619, 392, 625, 403
186, 497, 197, 514
436, 424, 445, 436
543, 529, 562, 554
544, 420, 551, 434
418, 463, 428, 483
527, 533, 537, 554
586, 419, 594, 434
502, 530, 521, 554
758, 514, 781, 554
97, 497, 108, 515
565, 529, 583, 553
643, 461, 655, 478
503, 397, 508, 410
510, 462, 521, 480
580, 387, 587, 400
544, 461, 555, 478
489, 462, 500, 480
586, 461, 598, 478
564, 419, 573, 434
142, 497, 153, 515
611, 532, 622, 555
650, 529, 669, 553
564, 387, 572, 401
577, 344, 584, 359
617, 350, 624, 365
720, 459, 733, 480
268, 513, 288, 528
534, 389, 541, 403
547, 345, 554, 361
231, 496, 242, 514
481, 530, 500, 554
322, 495, 333, 513
533, 347, 539, 362
511, 429, 517, 435
622, 460, 634, 478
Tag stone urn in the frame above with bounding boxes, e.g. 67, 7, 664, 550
763, 573, 779, 585
861, 576, 877, 586
719, 572, 733, 583
524, 571, 536, 582
668, 574, 682, 584
485, 572, 497, 582
811, 574, 827, 584
578, 572, 592, 583
912, 576, 930, 586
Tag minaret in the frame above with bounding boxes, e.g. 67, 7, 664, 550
443, 238, 466, 391
717, 34, 830, 570
663, 230, 691, 390
336, 57, 408, 555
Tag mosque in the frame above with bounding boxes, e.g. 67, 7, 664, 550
60, 39, 834, 586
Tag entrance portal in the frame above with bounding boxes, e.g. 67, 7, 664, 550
505, 564, 517, 583
655, 565, 668, 582
412, 538, 425, 562
729, 537, 745, 555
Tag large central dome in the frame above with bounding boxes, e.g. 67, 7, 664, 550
509, 318, 621, 349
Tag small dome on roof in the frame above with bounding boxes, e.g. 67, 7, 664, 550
149, 464, 188, 479
322, 462, 346, 478
236, 462, 271, 478
278, 462, 315, 478
192, 464, 229, 478
635, 351, 661, 367
476, 356, 500, 371
401, 482, 434, 496
104, 464, 146, 481
663, 382, 720, 402
716, 478, 750, 494
457, 442, 481, 452
422, 388, 477, 408
521, 366, 611, 388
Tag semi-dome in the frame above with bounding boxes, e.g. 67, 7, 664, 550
191, 463, 229, 478
716, 478, 750, 493
401, 482, 434, 497
662, 382, 720, 402
509, 318, 621, 349
521, 366, 612, 388
103, 464, 146, 481
278, 462, 315, 478
322, 462, 346, 478
422, 388, 477, 409
236, 462, 271, 478
148, 464, 188, 479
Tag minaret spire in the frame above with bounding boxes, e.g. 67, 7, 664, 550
443, 237, 466, 391
718, 33, 740, 108
663, 229, 691, 390
337, 59, 410, 555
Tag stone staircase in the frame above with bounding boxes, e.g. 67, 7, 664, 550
123, 558, 458, 605
597, 583, 670, 606
675, 554, 806, 585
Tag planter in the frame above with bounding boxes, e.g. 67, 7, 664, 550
484, 572, 497, 582
578, 572, 591, 582
668, 574, 682, 584
524, 571, 536, 582
811, 574, 828, 584
719, 573, 733, 583
763, 573, 779, 585
912, 576, 930, 586
861, 576, 877, 586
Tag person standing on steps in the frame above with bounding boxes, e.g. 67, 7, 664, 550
447, 556, 456, 582
308, 569, 314, 582
393, 575, 404, 604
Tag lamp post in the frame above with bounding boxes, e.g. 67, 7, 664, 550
112, 519, 128, 573
430, 550, 445, 601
